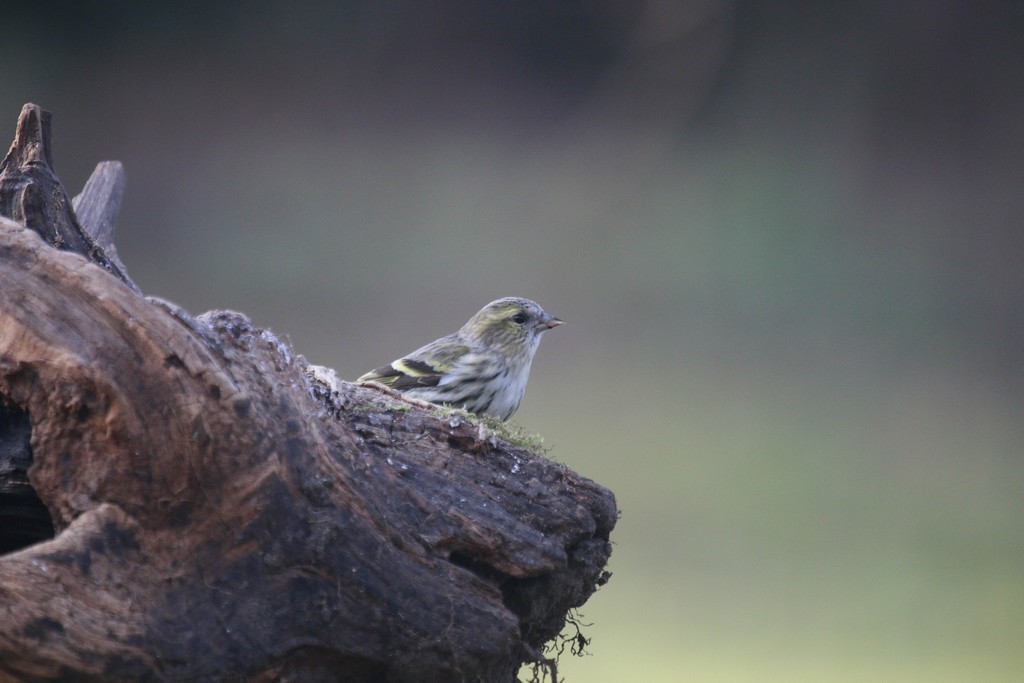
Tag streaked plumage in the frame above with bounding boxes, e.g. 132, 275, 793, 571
357, 297, 563, 420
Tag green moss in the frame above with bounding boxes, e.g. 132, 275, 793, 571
482, 415, 548, 452
431, 405, 549, 453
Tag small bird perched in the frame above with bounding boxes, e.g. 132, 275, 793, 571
357, 297, 563, 420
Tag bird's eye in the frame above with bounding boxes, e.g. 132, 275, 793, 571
511, 312, 528, 325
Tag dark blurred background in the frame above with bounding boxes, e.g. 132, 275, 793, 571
4, 1, 1022, 680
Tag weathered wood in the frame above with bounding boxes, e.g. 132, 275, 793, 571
0, 107, 615, 682
71, 160, 125, 248
0, 103, 137, 291
71, 160, 132, 280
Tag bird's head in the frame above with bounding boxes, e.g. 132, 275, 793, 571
460, 297, 563, 359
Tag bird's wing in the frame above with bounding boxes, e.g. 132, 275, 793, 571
358, 336, 471, 390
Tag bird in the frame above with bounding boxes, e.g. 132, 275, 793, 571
357, 297, 563, 420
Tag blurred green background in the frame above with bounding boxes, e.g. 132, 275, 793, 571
4, 1, 1022, 680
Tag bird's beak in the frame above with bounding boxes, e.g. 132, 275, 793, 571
543, 316, 564, 329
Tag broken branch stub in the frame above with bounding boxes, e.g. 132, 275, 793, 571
0, 103, 137, 291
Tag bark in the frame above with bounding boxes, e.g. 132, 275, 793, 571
0, 105, 615, 682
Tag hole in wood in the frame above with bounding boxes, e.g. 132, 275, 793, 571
0, 395, 55, 555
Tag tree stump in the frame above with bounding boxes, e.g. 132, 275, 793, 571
0, 104, 616, 682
